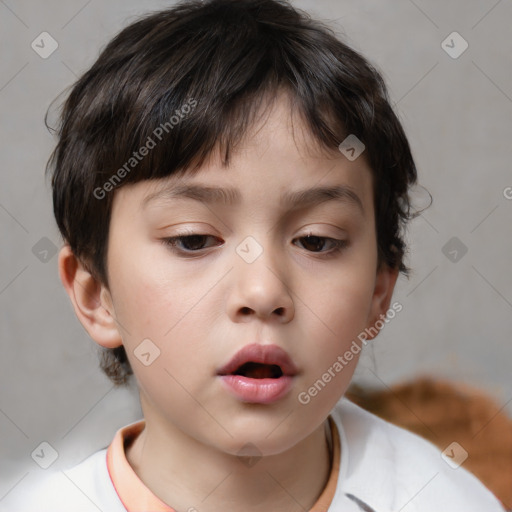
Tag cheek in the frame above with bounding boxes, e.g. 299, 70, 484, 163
314, 265, 376, 339
300, 259, 376, 391
109, 268, 175, 338
109, 252, 216, 376
107, 239, 188, 334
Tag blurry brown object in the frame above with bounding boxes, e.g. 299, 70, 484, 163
346, 376, 512, 510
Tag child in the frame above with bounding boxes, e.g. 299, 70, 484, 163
3, 0, 506, 510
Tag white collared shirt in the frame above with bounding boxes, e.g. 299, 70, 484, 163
1, 397, 506, 512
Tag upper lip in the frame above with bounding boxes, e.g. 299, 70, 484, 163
217, 343, 298, 377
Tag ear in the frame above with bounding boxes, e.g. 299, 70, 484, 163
58, 244, 123, 349
365, 264, 399, 341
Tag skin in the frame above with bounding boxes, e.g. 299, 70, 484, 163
59, 92, 398, 512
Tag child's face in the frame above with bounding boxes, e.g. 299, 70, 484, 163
90, 94, 396, 455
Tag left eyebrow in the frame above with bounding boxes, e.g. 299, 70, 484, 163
142, 183, 364, 214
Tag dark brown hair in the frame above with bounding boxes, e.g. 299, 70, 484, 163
46, 0, 418, 386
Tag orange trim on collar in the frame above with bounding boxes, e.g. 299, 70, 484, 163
309, 416, 341, 511
106, 420, 175, 512
106, 416, 340, 512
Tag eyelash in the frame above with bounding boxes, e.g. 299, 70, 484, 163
161, 232, 348, 257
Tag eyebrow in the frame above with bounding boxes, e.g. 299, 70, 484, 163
142, 183, 364, 213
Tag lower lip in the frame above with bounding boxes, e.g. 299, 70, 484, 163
219, 375, 294, 404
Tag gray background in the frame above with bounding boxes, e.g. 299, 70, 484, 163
1, 0, 511, 500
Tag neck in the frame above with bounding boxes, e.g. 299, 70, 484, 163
126, 412, 333, 512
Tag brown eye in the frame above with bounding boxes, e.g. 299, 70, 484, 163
162, 234, 221, 253
295, 235, 348, 253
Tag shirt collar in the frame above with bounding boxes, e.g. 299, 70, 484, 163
106, 415, 342, 512
330, 396, 396, 512
106, 419, 173, 511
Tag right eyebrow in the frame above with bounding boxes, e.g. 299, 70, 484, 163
142, 183, 240, 209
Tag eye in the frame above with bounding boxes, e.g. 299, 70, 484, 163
161, 234, 221, 254
294, 235, 348, 254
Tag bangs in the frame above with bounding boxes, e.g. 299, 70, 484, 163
51, 0, 381, 195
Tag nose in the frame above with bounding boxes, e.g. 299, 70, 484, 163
226, 237, 295, 324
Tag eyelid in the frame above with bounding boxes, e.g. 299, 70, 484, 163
166, 227, 348, 244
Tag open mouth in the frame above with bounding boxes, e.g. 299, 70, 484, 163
217, 344, 297, 403
232, 362, 284, 379
216, 343, 298, 378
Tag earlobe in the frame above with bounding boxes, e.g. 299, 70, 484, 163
58, 244, 123, 349
365, 264, 399, 341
